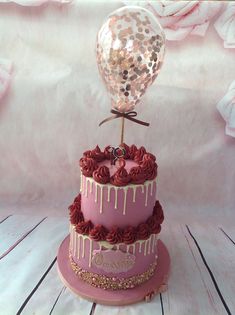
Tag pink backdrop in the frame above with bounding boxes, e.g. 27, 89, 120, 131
0, 1, 234, 222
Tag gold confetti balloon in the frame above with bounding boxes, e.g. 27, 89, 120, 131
96, 6, 165, 113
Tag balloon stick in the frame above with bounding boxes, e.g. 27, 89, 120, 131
120, 116, 125, 145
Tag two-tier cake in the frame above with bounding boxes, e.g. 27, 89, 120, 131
57, 5, 169, 305
68, 143, 164, 290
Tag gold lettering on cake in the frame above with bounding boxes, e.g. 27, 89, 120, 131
92, 249, 135, 273
93, 253, 103, 265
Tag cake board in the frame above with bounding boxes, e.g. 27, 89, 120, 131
57, 236, 170, 306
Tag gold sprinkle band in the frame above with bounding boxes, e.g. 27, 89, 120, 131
69, 252, 157, 290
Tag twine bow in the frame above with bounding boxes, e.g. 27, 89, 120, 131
99, 109, 150, 127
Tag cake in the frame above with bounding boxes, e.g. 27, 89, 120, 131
68, 143, 164, 290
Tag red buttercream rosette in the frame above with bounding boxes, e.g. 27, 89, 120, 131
90, 225, 108, 241
69, 194, 81, 213
76, 220, 93, 235
134, 146, 147, 163
83, 150, 93, 158
106, 226, 124, 244
93, 166, 110, 184
79, 157, 86, 168
129, 166, 146, 184
123, 226, 137, 244
110, 165, 130, 186
91, 145, 106, 162
74, 194, 81, 203
140, 159, 158, 180
70, 210, 84, 225
80, 157, 98, 177
137, 223, 151, 240
129, 144, 138, 160
146, 215, 161, 234
68, 203, 78, 213
153, 200, 164, 224
143, 153, 156, 162
104, 145, 112, 159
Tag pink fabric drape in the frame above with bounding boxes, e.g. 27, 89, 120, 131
0, 1, 234, 222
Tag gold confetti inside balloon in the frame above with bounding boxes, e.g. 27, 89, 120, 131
96, 6, 165, 113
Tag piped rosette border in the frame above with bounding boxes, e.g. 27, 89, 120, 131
79, 144, 158, 186
69, 194, 164, 245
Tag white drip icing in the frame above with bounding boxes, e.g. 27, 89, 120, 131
148, 235, 151, 254
70, 225, 73, 252
85, 177, 88, 197
100, 185, 103, 213
73, 234, 93, 267
155, 235, 158, 248
77, 235, 80, 259
82, 237, 86, 258
89, 239, 93, 267
132, 186, 137, 202
74, 227, 76, 251
73, 230, 77, 256
99, 241, 114, 250
95, 183, 98, 203
114, 187, 118, 209
71, 231, 158, 270
84, 178, 156, 216
90, 180, 93, 193
150, 181, 154, 196
107, 186, 111, 202
151, 235, 155, 253
69, 226, 72, 251
144, 239, 148, 256
132, 244, 136, 254
145, 183, 149, 206
126, 244, 135, 255
80, 174, 83, 193
123, 187, 128, 215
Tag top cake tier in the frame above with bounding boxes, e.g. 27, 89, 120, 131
78, 144, 158, 229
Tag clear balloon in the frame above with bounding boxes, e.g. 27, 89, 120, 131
96, 6, 165, 113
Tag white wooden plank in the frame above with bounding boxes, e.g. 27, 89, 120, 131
16, 263, 65, 315
0, 214, 45, 256
160, 222, 227, 315
187, 223, 235, 315
0, 214, 12, 225
219, 225, 235, 245
94, 295, 162, 315
50, 284, 94, 315
21, 263, 93, 315
0, 217, 68, 315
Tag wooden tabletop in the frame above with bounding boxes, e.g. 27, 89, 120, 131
0, 213, 234, 315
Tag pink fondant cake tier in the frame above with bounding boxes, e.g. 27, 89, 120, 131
70, 225, 158, 279
68, 144, 164, 290
80, 175, 156, 229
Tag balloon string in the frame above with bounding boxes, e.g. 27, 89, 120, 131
99, 109, 150, 127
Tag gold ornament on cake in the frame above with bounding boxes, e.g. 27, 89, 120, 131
96, 6, 165, 144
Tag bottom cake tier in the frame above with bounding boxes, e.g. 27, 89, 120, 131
69, 224, 159, 290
